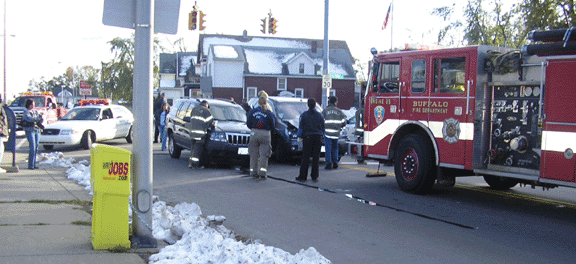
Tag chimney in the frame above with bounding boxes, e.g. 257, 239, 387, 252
312, 41, 317, 53
243, 30, 248, 39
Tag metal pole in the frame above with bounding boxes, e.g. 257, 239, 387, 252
4, 0, 7, 101
322, 0, 329, 108
131, 0, 156, 248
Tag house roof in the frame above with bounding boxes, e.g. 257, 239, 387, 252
198, 33, 356, 78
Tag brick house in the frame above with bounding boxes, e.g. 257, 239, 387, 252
196, 32, 357, 109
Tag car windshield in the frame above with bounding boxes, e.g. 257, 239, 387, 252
10, 97, 46, 107
210, 105, 247, 122
60, 108, 101, 121
275, 101, 317, 120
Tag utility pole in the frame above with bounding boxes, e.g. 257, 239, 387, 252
322, 0, 330, 108
131, 0, 156, 248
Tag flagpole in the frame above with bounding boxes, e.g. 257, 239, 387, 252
390, 0, 393, 50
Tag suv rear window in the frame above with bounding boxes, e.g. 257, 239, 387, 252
275, 101, 319, 120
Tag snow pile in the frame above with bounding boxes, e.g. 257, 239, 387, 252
44, 151, 332, 264
150, 201, 330, 264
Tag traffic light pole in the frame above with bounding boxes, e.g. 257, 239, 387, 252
131, 0, 156, 249
322, 0, 330, 108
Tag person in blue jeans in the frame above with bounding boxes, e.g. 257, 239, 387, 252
22, 99, 43, 170
159, 102, 169, 151
322, 96, 347, 170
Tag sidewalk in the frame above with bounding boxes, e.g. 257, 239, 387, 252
0, 149, 159, 264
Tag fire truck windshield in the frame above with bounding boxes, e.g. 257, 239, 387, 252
10, 97, 46, 108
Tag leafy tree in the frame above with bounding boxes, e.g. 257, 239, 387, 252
28, 66, 99, 97
102, 35, 162, 104
433, 0, 575, 48
433, 0, 523, 48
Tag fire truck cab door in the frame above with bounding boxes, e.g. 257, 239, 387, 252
365, 59, 401, 159
427, 51, 474, 168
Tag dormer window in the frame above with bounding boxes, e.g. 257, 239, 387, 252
299, 63, 305, 74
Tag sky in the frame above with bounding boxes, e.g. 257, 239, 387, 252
0, 0, 510, 100
38, 151, 333, 263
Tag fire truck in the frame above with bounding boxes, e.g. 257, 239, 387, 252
359, 28, 576, 194
9, 91, 69, 129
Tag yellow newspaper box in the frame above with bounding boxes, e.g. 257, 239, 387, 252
90, 144, 131, 250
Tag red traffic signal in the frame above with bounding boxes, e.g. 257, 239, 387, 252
199, 11, 206, 31
268, 17, 277, 34
189, 10, 198, 30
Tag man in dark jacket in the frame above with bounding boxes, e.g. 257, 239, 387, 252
153, 93, 166, 143
295, 98, 324, 182
322, 96, 347, 170
188, 100, 214, 169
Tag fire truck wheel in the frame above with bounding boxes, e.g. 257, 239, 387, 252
126, 126, 133, 143
43, 145, 54, 151
81, 131, 93, 150
394, 134, 436, 194
168, 133, 182, 159
482, 175, 518, 190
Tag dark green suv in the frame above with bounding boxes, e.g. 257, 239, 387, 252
166, 98, 250, 168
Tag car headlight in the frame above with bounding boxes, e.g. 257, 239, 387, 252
60, 129, 80, 136
210, 131, 227, 142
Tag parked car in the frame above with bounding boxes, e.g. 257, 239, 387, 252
248, 96, 346, 163
39, 104, 134, 150
166, 98, 250, 168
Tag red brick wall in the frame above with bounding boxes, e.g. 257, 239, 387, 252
212, 88, 244, 104
244, 76, 355, 109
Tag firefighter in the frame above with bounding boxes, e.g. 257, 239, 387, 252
188, 100, 214, 169
354, 99, 367, 164
246, 91, 275, 179
322, 95, 347, 170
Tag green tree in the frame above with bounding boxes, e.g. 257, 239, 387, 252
102, 35, 162, 104
433, 0, 575, 48
433, 0, 523, 48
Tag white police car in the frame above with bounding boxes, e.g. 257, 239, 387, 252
39, 100, 134, 150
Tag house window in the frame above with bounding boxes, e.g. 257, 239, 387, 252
295, 88, 304, 98
247, 87, 257, 99
329, 89, 336, 97
299, 63, 305, 74
277, 77, 287, 90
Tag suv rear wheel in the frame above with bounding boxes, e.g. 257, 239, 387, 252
168, 133, 182, 158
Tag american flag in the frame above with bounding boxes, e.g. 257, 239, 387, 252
382, 3, 392, 30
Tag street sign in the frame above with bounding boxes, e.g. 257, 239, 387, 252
330, 73, 344, 79
103, 0, 181, 35
322, 74, 332, 89
79, 81, 91, 88
79, 81, 92, 96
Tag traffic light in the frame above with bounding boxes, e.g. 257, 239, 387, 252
199, 11, 206, 31
260, 17, 267, 34
268, 17, 277, 34
189, 10, 198, 30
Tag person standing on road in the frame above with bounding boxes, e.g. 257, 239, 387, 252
246, 91, 275, 179
0, 96, 9, 173
354, 97, 367, 164
322, 96, 347, 170
159, 102, 170, 151
22, 99, 43, 170
188, 100, 214, 169
295, 98, 324, 182
153, 93, 166, 143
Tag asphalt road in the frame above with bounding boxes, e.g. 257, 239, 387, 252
19, 136, 576, 264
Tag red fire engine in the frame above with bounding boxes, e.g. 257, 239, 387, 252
359, 28, 576, 194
